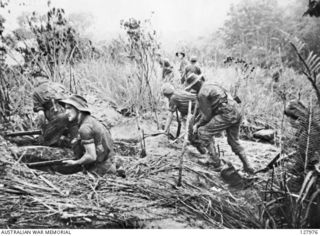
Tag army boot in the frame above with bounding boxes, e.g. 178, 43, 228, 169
238, 151, 254, 174
198, 142, 221, 169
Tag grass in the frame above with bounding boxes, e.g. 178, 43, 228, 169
3, 55, 314, 135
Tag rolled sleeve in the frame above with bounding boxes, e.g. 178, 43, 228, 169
79, 125, 94, 145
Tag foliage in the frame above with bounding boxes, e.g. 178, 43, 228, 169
120, 17, 161, 123
0, 1, 9, 121
222, 0, 286, 68
260, 35, 320, 229
12, 4, 94, 79
215, 0, 320, 70
24, 7, 78, 78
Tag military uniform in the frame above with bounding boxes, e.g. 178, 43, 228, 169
196, 83, 244, 155
178, 58, 188, 78
75, 114, 116, 176
159, 59, 174, 82
181, 64, 202, 84
60, 94, 118, 177
33, 80, 67, 121
185, 74, 254, 173
33, 80, 77, 147
168, 90, 197, 117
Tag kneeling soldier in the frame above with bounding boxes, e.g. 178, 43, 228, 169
185, 73, 254, 174
60, 94, 119, 177
161, 83, 197, 137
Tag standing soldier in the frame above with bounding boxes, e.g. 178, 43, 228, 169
185, 73, 254, 174
60, 94, 122, 177
156, 53, 174, 82
176, 51, 188, 78
160, 58, 174, 82
181, 55, 202, 85
161, 83, 197, 136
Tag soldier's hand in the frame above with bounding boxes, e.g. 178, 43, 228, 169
192, 124, 198, 135
36, 110, 46, 128
62, 160, 78, 166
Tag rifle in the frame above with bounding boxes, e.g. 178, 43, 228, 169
5, 130, 42, 137
27, 159, 70, 168
4, 113, 71, 146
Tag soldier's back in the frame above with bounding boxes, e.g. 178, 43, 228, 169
171, 90, 197, 116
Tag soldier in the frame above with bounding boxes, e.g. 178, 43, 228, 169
156, 54, 174, 82
33, 76, 76, 146
60, 94, 121, 177
181, 55, 202, 85
161, 83, 197, 136
176, 51, 188, 78
185, 73, 254, 174
33, 76, 68, 125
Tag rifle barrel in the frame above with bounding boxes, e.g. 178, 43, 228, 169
27, 159, 69, 168
5, 130, 42, 137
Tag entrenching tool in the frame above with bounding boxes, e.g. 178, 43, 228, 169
175, 110, 181, 139
143, 131, 175, 140
254, 151, 296, 174
143, 131, 165, 138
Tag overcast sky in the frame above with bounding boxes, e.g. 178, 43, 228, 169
1, 0, 293, 48
1, 0, 241, 40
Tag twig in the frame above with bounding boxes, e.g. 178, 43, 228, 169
304, 96, 312, 172
37, 174, 68, 197
178, 100, 192, 186
135, 108, 146, 158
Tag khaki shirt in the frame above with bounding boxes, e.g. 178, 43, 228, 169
179, 59, 188, 76
168, 90, 197, 117
181, 64, 202, 84
159, 59, 173, 79
197, 83, 229, 126
33, 81, 67, 120
77, 114, 114, 163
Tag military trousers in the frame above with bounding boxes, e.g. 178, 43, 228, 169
197, 102, 245, 155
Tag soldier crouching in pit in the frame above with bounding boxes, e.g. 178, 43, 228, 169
59, 94, 124, 177
33, 76, 68, 125
185, 73, 254, 174
30, 76, 77, 147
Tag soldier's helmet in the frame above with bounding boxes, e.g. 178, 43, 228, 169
161, 83, 174, 96
175, 51, 186, 58
60, 94, 91, 114
190, 56, 197, 63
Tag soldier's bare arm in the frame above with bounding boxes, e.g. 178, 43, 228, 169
64, 143, 97, 166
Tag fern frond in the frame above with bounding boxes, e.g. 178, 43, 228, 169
306, 51, 320, 74
293, 36, 306, 53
